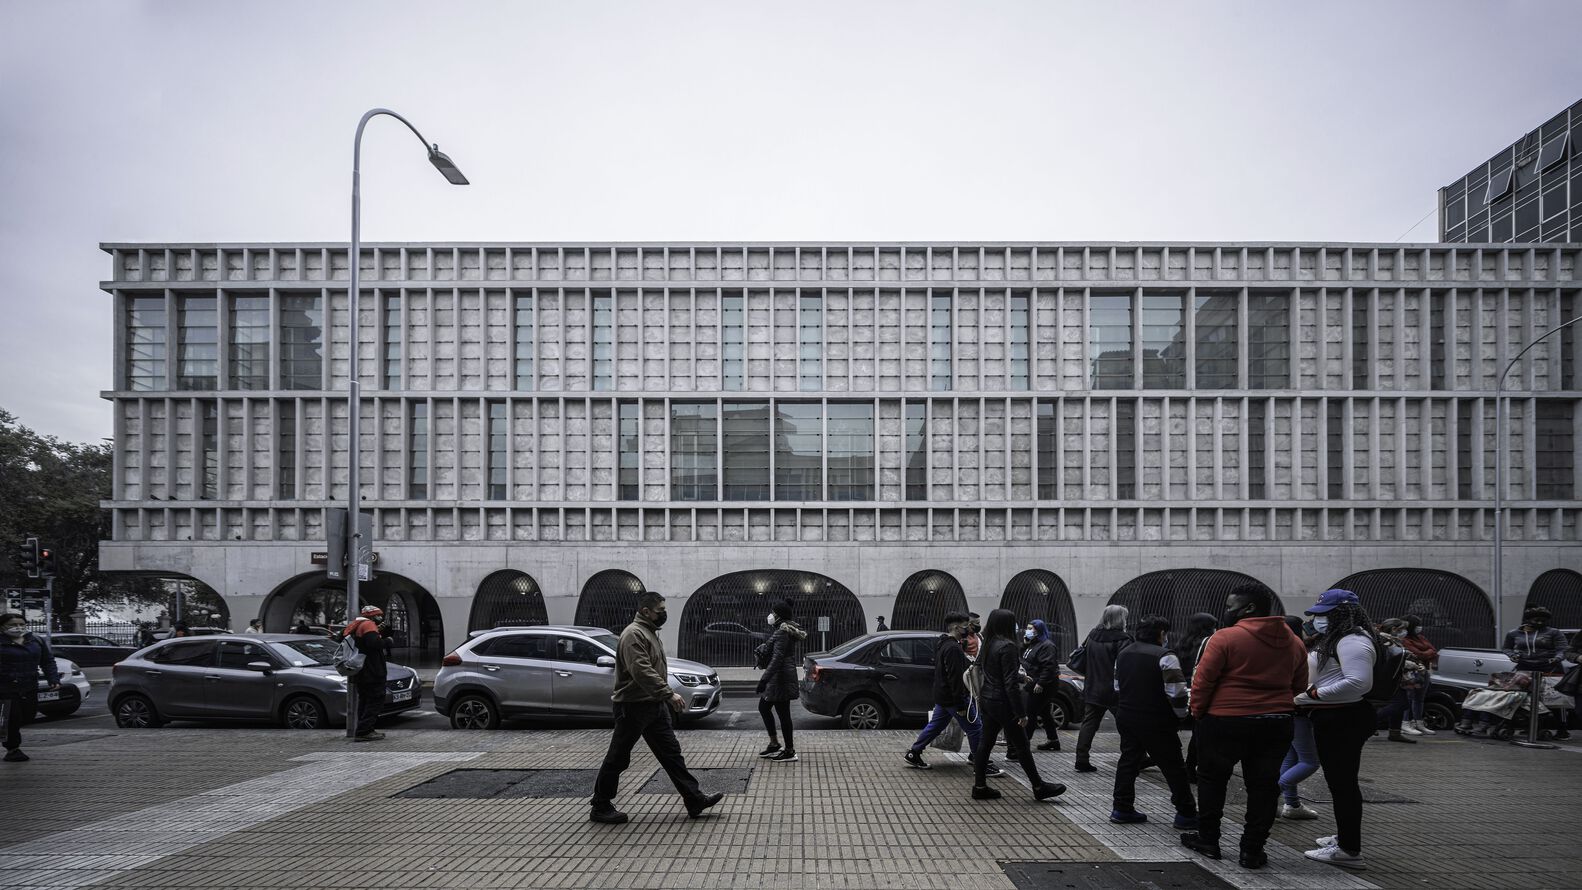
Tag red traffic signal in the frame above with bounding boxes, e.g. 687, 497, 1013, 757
38, 547, 57, 578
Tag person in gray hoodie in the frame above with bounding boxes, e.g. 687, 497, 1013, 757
755, 599, 807, 763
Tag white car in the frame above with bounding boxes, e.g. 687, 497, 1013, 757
37, 657, 91, 719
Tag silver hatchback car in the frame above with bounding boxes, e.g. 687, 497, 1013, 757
109, 634, 421, 730
435, 625, 721, 729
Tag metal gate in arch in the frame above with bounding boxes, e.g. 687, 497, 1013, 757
575, 569, 649, 635
1525, 569, 1582, 632
679, 570, 865, 667
1000, 570, 1078, 657
1107, 569, 1282, 649
468, 570, 549, 632
892, 570, 970, 632
1329, 568, 1495, 650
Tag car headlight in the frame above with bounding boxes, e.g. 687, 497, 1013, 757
671, 673, 703, 687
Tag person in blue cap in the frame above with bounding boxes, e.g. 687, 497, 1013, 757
1292, 588, 1377, 872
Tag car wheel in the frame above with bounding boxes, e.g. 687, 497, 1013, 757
1049, 695, 1075, 730
449, 694, 500, 730
841, 695, 888, 730
114, 694, 165, 728
1424, 701, 1457, 732
281, 695, 328, 730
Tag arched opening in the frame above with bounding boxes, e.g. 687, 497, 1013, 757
82, 572, 230, 641
679, 570, 865, 667
469, 570, 549, 632
892, 570, 969, 631
576, 569, 647, 635
1525, 569, 1582, 631
1000, 570, 1078, 657
1330, 568, 1495, 650
261, 570, 444, 666
1108, 569, 1283, 649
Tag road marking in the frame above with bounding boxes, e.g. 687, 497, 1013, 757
0, 750, 481, 889
727, 710, 742, 727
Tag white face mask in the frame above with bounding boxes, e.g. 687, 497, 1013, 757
1311, 616, 1330, 634
3, 626, 25, 639
767, 613, 777, 626
1023, 629, 1035, 641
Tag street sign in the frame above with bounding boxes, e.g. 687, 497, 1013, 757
816, 616, 831, 632
312, 551, 377, 567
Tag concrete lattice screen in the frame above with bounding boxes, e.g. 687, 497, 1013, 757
574, 569, 648, 635
892, 569, 970, 632
1524, 568, 1582, 631
999, 569, 1079, 657
1106, 569, 1283, 650
1330, 568, 1495, 650
678, 569, 865, 666
468, 570, 548, 632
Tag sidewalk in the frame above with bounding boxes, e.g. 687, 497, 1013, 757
1, 723, 1576, 890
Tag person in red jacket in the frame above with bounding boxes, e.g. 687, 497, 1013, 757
1179, 584, 1309, 870
1399, 615, 1438, 736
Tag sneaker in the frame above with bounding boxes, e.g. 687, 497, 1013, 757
1172, 814, 1199, 831
903, 751, 931, 770
758, 743, 782, 758
1413, 720, 1437, 736
1109, 809, 1148, 824
589, 808, 629, 825
769, 749, 798, 762
1400, 722, 1423, 736
1239, 849, 1268, 870
1281, 802, 1321, 820
1314, 835, 1338, 848
1305, 846, 1367, 870
1179, 832, 1222, 860
1036, 740, 1061, 751
1554, 728, 1571, 740
1073, 761, 1098, 773
685, 792, 725, 818
984, 762, 1006, 779
1033, 783, 1066, 801
2, 749, 28, 762
971, 785, 1002, 800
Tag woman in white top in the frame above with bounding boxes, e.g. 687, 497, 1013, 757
1293, 589, 1376, 872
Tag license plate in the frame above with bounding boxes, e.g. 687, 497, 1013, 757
38, 690, 60, 702
391, 689, 413, 702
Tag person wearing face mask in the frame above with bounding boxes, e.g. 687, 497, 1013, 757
1021, 620, 1063, 752
963, 613, 983, 659
1109, 615, 1197, 829
1398, 615, 1438, 736
590, 591, 722, 825
969, 609, 1067, 803
1371, 619, 1422, 744
754, 599, 807, 763
1276, 615, 1322, 821
904, 611, 1000, 777
1, 612, 60, 763
1502, 606, 1569, 674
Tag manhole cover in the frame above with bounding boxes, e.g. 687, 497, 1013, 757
640, 767, 752, 796
1003, 861, 1236, 890
395, 768, 605, 799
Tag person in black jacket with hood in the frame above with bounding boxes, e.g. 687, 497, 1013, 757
905, 611, 1002, 777
1074, 605, 1134, 772
970, 609, 1067, 803
2, 612, 60, 762
755, 599, 807, 763
1022, 619, 1063, 751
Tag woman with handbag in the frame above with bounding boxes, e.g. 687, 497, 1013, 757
1398, 615, 1439, 736
1021, 619, 1063, 751
755, 600, 806, 763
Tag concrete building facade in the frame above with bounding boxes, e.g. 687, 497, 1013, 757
99, 242, 1582, 663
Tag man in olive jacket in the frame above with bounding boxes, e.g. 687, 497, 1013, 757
589, 591, 723, 824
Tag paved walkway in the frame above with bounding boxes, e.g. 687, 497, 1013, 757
0, 724, 1575, 890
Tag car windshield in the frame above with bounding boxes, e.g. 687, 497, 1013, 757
270, 639, 339, 667
588, 632, 619, 653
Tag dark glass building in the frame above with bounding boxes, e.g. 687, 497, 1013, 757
1440, 98, 1582, 244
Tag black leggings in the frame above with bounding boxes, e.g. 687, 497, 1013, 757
759, 698, 794, 750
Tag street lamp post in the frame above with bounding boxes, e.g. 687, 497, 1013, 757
344, 108, 468, 738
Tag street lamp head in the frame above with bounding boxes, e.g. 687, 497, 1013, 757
428, 144, 469, 185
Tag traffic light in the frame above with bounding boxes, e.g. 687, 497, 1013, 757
38, 548, 57, 579
17, 538, 39, 578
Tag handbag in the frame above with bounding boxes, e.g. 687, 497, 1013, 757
1557, 664, 1582, 698
1066, 644, 1087, 675
928, 713, 964, 752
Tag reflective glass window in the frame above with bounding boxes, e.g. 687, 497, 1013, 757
1089, 294, 1133, 389
827, 402, 874, 501
722, 401, 770, 500
670, 402, 717, 501
409, 402, 429, 499
228, 295, 269, 390
177, 295, 218, 390
1141, 293, 1185, 388
127, 296, 167, 391
514, 292, 534, 389
279, 293, 323, 390
1247, 292, 1290, 388
488, 402, 507, 500
618, 401, 640, 501
1193, 293, 1237, 389
905, 400, 927, 500
774, 402, 821, 501
382, 293, 401, 389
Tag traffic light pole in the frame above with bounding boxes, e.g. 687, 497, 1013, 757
43, 576, 53, 646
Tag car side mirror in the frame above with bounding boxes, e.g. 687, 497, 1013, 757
596, 655, 616, 668
246, 661, 274, 674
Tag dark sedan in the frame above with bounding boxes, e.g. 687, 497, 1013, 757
43, 633, 139, 667
799, 631, 1084, 730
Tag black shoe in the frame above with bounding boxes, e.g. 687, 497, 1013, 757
1239, 849, 1268, 869
1074, 761, 1098, 773
1007, 750, 1027, 762
1387, 732, 1417, 744
589, 808, 628, 825
1553, 729, 1570, 740
1034, 782, 1066, 801
971, 785, 1002, 800
757, 742, 782, 758
1037, 740, 1061, 751
1180, 832, 1222, 860
3, 749, 28, 763
904, 750, 931, 770
686, 792, 725, 818
1109, 808, 1147, 823
769, 749, 798, 762
984, 762, 1005, 779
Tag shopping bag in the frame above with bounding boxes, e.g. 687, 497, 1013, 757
928, 714, 964, 752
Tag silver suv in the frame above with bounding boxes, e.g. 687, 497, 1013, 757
435, 625, 721, 729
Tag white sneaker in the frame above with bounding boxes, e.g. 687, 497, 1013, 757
1413, 720, 1436, 736
1314, 835, 1338, 848
1305, 846, 1366, 870
1400, 722, 1423, 736
1281, 803, 1320, 820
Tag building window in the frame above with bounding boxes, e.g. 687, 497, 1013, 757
127, 295, 167, 391
1485, 165, 1514, 203
670, 402, 717, 501
177, 295, 218, 390
905, 400, 927, 501
1351, 291, 1371, 389
277, 401, 296, 500
1538, 132, 1570, 171
592, 291, 613, 391
1115, 400, 1136, 499
1141, 293, 1185, 388
930, 291, 951, 391
1193, 292, 1237, 389
1326, 400, 1344, 499
618, 401, 640, 501
774, 402, 821, 501
409, 402, 429, 499
722, 401, 769, 500
487, 402, 507, 500
383, 293, 401, 390
1247, 398, 1267, 499
1536, 400, 1575, 500
228, 295, 269, 390
279, 293, 323, 390
722, 292, 745, 391
1036, 400, 1057, 499
1009, 291, 1030, 390
199, 401, 218, 500
514, 292, 533, 389
1247, 292, 1290, 389
827, 403, 874, 501
1089, 294, 1133, 389
799, 294, 822, 391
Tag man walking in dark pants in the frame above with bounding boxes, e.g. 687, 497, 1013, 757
1110, 615, 1197, 829
342, 605, 388, 741
590, 591, 723, 825
1180, 585, 1308, 870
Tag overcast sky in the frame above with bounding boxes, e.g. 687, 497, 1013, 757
2, 0, 1579, 444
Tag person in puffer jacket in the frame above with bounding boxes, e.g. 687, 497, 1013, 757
755, 599, 807, 762
1021, 619, 1063, 751
1502, 607, 1570, 673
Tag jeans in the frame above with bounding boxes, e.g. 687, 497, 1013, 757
592, 700, 705, 809
1278, 715, 1319, 805
1407, 682, 1429, 721
973, 699, 1045, 787
1306, 701, 1374, 855
759, 698, 794, 750
1075, 703, 1110, 763
1, 686, 37, 751
1112, 714, 1196, 817
909, 704, 983, 756
1025, 687, 1060, 743
1376, 686, 1411, 732
351, 677, 385, 737
1193, 714, 1294, 852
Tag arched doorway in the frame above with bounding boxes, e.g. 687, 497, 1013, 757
262, 570, 444, 665
1108, 569, 1282, 649
576, 569, 647, 635
469, 570, 548, 632
1525, 569, 1582, 631
95, 573, 230, 638
1000, 570, 1078, 657
892, 570, 968, 631
680, 570, 864, 666
1331, 568, 1495, 650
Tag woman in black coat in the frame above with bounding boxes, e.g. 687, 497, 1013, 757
2, 612, 61, 762
1021, 619, 1063, 751
970, 609, 1067, 802
1074, 605, 1134, 772
755, 599, 807, 762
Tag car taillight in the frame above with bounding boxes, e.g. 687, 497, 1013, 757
441, 652, 462, 667
810, 665, 824, 683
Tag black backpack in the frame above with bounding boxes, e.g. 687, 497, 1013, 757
1340, 634, 1407, 707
